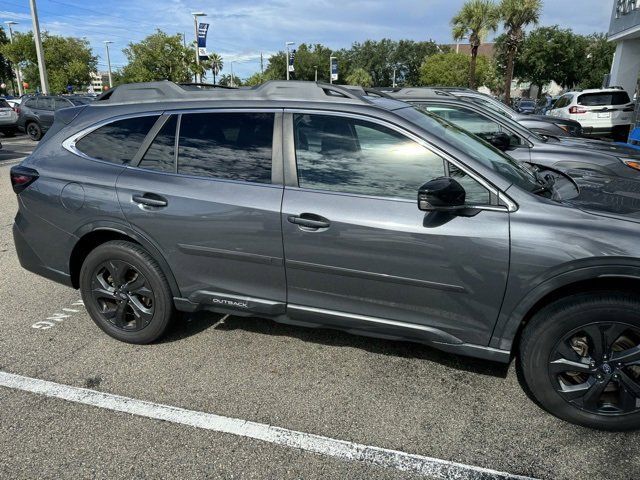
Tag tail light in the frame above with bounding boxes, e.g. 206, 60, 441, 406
569, 106, 587, 114
10, 165, 39, 194
15, 107, 20, 115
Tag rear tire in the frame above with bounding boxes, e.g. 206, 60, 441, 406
26, 122, 42, 141
520, 292, 640, 431
80, 240, 176, 344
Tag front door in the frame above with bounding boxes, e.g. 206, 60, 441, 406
281, 112, 510, 346
116, 110, 286, 314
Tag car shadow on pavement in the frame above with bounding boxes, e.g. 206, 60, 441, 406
163, 312, 510, 379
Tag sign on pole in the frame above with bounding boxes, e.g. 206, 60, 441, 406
197, 23, 210, 60
288, 49, 296, 73
330, 57, 338, 82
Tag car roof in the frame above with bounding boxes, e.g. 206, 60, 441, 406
94, 80, 409, 112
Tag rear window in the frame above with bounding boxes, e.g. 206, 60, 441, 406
177, 112, 274, 183
578, 92, 631, 106
0, 99, 10, 108
75, 115, 159, 164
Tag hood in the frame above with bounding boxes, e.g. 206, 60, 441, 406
562, 170, 640, 222
551, 136, 640, 158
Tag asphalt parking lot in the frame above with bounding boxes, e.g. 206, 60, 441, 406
1, 137, 639, 480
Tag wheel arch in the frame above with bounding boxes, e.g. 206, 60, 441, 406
492, 267, 640, 356
69, 224, 181, 299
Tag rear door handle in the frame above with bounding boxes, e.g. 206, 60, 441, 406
288, 213, 330, 229
132, 193, 168, 208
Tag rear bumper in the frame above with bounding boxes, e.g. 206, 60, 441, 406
582, 125, 631, 140
13, 220, 73, 288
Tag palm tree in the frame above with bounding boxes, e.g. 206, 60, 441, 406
499, 0, 541, 103
451, 0, 499, 89
209, 53, 223, 84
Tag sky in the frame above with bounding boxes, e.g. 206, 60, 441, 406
0, 0, 616, 80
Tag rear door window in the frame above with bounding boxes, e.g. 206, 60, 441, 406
54, 98, 73, 110
177, 112, 274, 183
75, 115, 160, 164
578, 92, 631, 106
37, 97, 54, 111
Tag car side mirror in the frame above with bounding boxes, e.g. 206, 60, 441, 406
418, 177, 466, 212
485, 132, 511, 151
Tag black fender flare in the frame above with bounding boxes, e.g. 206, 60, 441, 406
69, 220, 182, 299
490, 262, 640, 352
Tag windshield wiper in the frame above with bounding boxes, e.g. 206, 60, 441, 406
532, 170, 556, 195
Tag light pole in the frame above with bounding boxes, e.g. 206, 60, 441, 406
230, 61, 235, 87
285, 41, 294, 81
191, 11, 206, 83
4, 21, 23, 96
29, 0, 50, 94
392, 67, 396, 88
103, 41, 113, 89
314, 65, 318, 82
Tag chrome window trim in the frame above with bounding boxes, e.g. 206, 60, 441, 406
62, 111, 163, 163
284, 108, 517, 213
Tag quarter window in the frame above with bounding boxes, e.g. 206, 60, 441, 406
177, 112, 274, 183
139, 116, 177, 173
75, 115, 159, 164
294, 114, 446, 199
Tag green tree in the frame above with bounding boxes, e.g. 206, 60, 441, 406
579, 33, 616, 89
451, 0, 499, 89
264, 44, 334, 82
498, 0, 542, 103
209, 53, 223, 84
0, 27, 14, 94
243, 72, 264, 86
345, 67, 373, 87
509, 26, 587, 94
218, 73, 242, 87
1, 31, 96, 93
419, 52, 493, 87
120, 30, 196, 83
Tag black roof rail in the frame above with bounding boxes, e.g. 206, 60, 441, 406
178, 82, 238, 90
94, 80, 377, 105
385, 87, 456, 99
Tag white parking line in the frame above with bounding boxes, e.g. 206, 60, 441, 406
0, 371, 536, 480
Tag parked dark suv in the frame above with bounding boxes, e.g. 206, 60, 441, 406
18, 95, 92, 140
11, 81, 640, 430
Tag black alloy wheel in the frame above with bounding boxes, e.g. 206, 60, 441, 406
91, 259, 155, 331
26, 122, 42, 141
549, 323, 640, 415
80, 240, 175, 343
520, 292, 640, 430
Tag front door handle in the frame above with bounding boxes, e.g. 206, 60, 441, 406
132, 193, 168, 208
288, 213, 331, 229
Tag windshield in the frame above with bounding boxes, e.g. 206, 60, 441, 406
397, 106, 541, 193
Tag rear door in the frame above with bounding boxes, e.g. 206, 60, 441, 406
280, 111, 510, 346
36, 97, 56, 128
116, 110, 287, 314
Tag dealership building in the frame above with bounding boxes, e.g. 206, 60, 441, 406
609, 1, 640, 97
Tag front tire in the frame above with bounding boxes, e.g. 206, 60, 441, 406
80, 240, 175, 344
520, 292, 640, 430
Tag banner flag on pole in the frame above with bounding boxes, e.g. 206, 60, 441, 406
198, 23, 210, 60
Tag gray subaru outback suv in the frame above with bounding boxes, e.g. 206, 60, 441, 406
10, 80, 640, 430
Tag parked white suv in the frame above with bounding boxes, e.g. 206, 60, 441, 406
0, 98, 19, 137
547, 88, 635, 141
